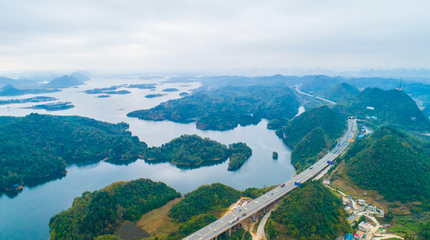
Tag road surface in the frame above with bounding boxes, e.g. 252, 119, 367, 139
295, 84, 337, 105
184, 119, 357, 240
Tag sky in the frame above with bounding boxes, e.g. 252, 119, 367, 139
1, 0, 430, 73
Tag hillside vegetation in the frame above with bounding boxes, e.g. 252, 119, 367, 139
0, 114, 147, 189
128, 85, 300, 130
290, 127, 333, 172
266, 181, 351, 240
325, 82, 360, 102
49, 178, 181, 240
276, 106, 344, 147
342, 127, 430, 203
276, 106, 344, 172
334, 88, 430, 131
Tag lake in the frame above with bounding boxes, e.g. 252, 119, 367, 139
0, 77, 297, 240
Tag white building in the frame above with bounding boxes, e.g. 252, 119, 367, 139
358, 221, 371, 233
367, 205, 377, 213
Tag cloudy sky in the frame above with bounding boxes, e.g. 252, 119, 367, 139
0, 0, 429, 73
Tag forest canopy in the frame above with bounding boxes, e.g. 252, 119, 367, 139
128, 85, 300, 130
49, 178, 181, 240
0, 114, 147, 189
266, 181, 351, 240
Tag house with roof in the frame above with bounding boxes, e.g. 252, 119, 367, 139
344, 233, 353, 240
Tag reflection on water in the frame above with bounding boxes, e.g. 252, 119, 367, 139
0, 77, 297, 240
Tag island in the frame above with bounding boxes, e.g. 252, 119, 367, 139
83, 85, 128, 94
145, 135, 251, 170
29, 102, 75, 111
179, 92, 189, 96
145, 93, 166, 98
0, 96, 58, 105
162, 88, 180, 92
97, 95, 110, 98
127, 83, 156, 89
272, 151, 278, 159
128, 85, 300, 131
0, 113, 148, 190
227, 142, 252, 171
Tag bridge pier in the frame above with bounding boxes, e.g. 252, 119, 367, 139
228, 228, 231, 236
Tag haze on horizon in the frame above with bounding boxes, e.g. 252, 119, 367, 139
1, 0, 430, 74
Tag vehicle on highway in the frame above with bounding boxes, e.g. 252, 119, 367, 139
280, 183, 285, 188
310, 166, 313, 169
242, 213, 246, 216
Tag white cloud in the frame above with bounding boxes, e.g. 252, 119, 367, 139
0, 0, 429, 72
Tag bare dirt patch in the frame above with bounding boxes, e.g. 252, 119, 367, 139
136, 197, 182, 239
115, 221, 150, 240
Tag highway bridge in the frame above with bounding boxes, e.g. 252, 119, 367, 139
184, 119, 357, 240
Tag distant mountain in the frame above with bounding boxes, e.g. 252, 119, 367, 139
342, 127, 430, 203
325, 82, 360, 102
1, 84, 16, 91
300, 75, 340, 94
266, 181, 351, 240
334, 88, 430, 131
0, 85, 22, 96
44, 75, 83, 88
70, 72, 90, 82
276, 106, 344, 147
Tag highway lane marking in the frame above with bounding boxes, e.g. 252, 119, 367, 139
184, 121, 357, 240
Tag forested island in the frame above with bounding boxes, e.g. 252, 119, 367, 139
162, 88, 180, 92
0, 114, 147, 189
29, 101, 75, 111
49, 178, 181, 240
145, 135, 252, 170
127, 84, 156, 89
145, 93, 166, 98
84, 86, 131, 95
0, 96, 57, 105
128, 85, 300, 131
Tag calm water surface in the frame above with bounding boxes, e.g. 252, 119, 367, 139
0, 78, 296, 240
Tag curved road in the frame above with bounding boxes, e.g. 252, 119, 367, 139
184, 119, 357, 240
295, 84, 337, 105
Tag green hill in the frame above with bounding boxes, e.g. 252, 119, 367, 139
276, 106, 345, 147
145, 135, 252, 170
0, 114, 147, 189
334, 88, 430, 131
342, 127, 430, 203
290, 127, 333, 172
49, 178, 181, 240
128, 85, 300, 131
266, 181, 351, 240
325, 82, 360, 102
